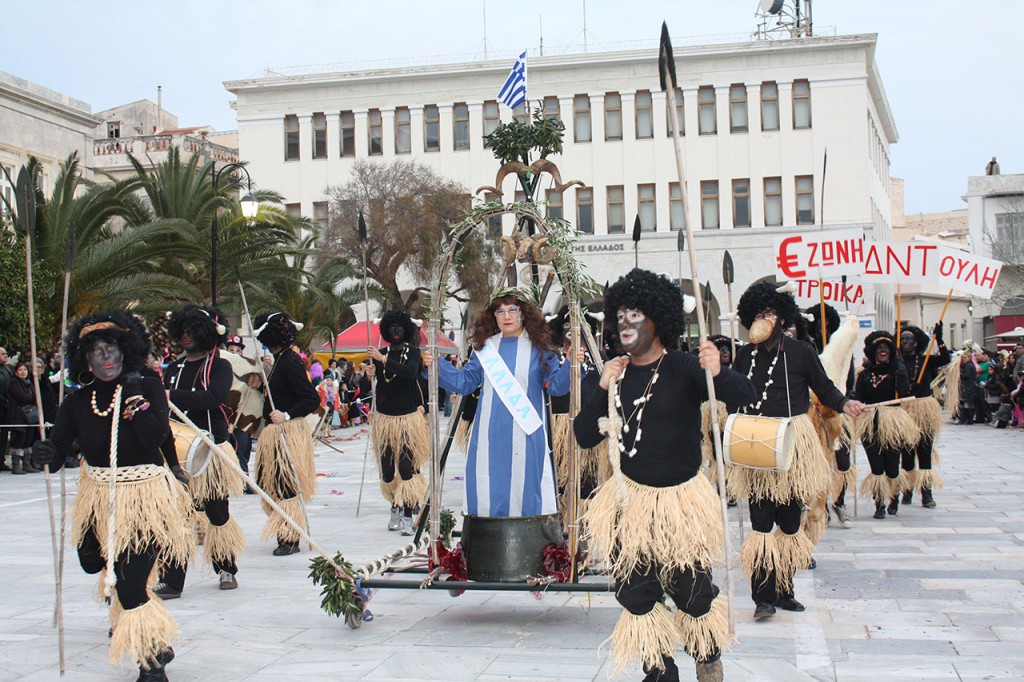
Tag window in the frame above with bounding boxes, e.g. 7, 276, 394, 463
698, 86, 716, 135
453, 103, 470, 151
424, 105, 440, 152
638, 184, 656, 231
340, 111, 355, 157
729, 85, 747, 133
701, 181, 719, 229
107, 122, 120, 139
546, 190, 563, 221
604, 93, 622, 141
367, 109, 382, 156
796, 175, 815, 224
513, 102, 529, 124
483, 101, 500, 136
311, 113, 327, 159
577, 188, 594, 234
485, 192, 502, 238
635, 90, 653, 139
764, 177, 783, 226
574, 95, 591, 143
285, 203, 301, 219
669, 182, 685, 230
996, 213, 1024, 251
313, 201, 329, 232
543, 96, 560, 120
284, 115, 300, 160
793, 79, 811, 129
732, 179, 750, 227
665, 90, 684, 137
392, 107, 411, 154
761, 82, 779, 131
607, 186, 624, 234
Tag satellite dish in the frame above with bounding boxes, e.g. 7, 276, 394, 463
760, 0, 785, 14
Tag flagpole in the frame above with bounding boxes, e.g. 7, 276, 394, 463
660, 22, 735, 634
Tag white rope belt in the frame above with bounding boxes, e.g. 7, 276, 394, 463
85, 463, 166, 484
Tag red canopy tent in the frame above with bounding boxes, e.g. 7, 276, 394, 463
318, 321, 459, 355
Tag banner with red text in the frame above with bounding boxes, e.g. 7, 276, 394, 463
774, 229, 865, 280
792, 278, 867, 307
861, 242, 1002, 299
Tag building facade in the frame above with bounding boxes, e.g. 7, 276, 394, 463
226, 33, 898, 336
0, 70, 101, 222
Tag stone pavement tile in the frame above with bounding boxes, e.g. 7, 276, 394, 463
991, 626, 1024, 641
953, 657, 1024, 679
865, 624, 997, 641
478, 650, 604, 680
361, 648, 500, 680
840, 639, 957, 655
834, 655, 960, 680
830, 610, 951, 627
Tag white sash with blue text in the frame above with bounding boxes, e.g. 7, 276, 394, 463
477, 336, 543, 435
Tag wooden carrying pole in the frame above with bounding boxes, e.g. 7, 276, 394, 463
917, 289, 955, 384
660, 22, 736, 633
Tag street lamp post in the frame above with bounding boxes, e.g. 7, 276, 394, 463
210, 162, 259, 308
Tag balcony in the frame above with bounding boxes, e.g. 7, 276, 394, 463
92, 133, 238, 172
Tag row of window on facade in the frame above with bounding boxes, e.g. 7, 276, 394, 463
481, 176, 816, 236
284, 80, 812, 161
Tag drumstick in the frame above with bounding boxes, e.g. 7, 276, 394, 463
866, 396, 917, 408
167, 401, 352, 581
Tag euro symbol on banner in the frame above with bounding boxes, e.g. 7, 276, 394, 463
777, 236, 806, 279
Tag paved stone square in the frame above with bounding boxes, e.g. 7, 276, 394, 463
2, 418, 1023, 681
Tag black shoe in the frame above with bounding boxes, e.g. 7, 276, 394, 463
753, 602, 776, 620
776, 595, 805, 612
808, 557, 817, 570
902, 490, 913, 504
727, 497, 737, 508
922, 488, 936, 508
153, 583, 181, 600
642, 655, 680, 682
272, 542, 300, 556
136, 647, 174, 682
873, 504, 886, 519
243, 486, 256, 495
887, 498, 899, 516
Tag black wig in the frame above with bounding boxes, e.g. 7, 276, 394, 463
548, 304, 600, 348
379, 309, 420, 347
65, 309, 151, 380
737, 282, 800, 331
804, 303, 841, 351
166, 305, 225, 353
604, 269, 684, 350
864, 330, 897, 365
254, 311, 299, 349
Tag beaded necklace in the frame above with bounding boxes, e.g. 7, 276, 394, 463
744, 345, 782, 413
91, 387, 116, 417
381, 344, 409, 383
613, 349, 667, 458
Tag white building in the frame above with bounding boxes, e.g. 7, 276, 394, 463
964, 172, 1024, 343
225, 33, 898, 336
0, 70, 101, 221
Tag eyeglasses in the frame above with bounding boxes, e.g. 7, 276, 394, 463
494, 306, 520, 317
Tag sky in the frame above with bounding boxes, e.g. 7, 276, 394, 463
3, 1, 1021, 216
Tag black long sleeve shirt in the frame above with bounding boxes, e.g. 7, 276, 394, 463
853, 360, 911, 404
163, 354, 232, 443
733, 337, 848, 417
263, 348, 319, 423
44, 376, 170, 473
574, 350, 756, 488
902, 342, 950, 397
372, 345, 424, 416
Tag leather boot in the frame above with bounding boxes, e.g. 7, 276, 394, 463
11, 453, 25, 475
921, 487, 936, 508
887, 496, 899, 516
136, 648, 174, 682
873, 502, 886, 519
901, 489, 913, 504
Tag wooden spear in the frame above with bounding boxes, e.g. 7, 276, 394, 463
660, 22, 736, 633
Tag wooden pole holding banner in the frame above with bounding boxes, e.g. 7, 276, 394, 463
917, 288, 955, 384
15, 166, 65, 675
722, 251, 744, 542
660, 23, 736, 634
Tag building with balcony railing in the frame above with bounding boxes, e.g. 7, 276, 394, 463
91, 129, 239, 181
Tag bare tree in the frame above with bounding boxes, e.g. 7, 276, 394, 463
981, 194, 1024, 312
322, 159, 499, 314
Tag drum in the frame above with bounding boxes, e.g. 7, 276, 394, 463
723, 413, 794, 472
169, 420, 214, 477
461, 514, 564, 582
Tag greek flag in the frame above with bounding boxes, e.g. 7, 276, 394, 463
498, 51, 527, 111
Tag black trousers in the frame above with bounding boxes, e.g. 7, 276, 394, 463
901, 434, 934, 472
834, 444, 852, 506
162, 498, 237, 592
748, 497, 802, 604
78, 528, 158, 611
616, 561, 721, 663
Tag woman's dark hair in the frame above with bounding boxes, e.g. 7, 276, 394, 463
166, 304, 223, 353
864, 330, 897, 365
737, 282, 800, 331
604, 269, 684, 349
468, 295, 553, 353
379, 309, 420, 347
14, 360, 31, 376
254, 311, 298, 349
65, 309, 151, 380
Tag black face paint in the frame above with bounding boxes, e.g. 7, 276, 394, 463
874, 343, 892, 366
900, 332, 916, 355
87, 340, 124, 382
617, 307, 656, 356
386, 324, 406, 344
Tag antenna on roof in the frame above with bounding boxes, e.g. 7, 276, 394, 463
754, 0, 813, 40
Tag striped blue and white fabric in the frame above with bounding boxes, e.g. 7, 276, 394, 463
498, 50, 528, 111
437, 334, 571, 517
